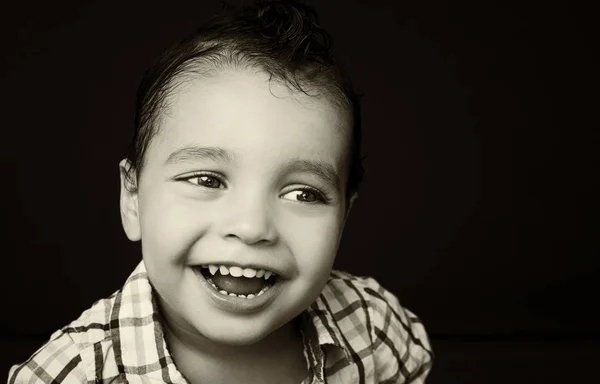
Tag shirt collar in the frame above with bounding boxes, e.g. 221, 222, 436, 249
111, 260, 351, 382
108, 261, 187, 382
299, 291, 354, 381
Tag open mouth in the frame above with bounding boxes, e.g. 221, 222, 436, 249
196, 264, 279, 300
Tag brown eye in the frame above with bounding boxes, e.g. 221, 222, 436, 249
281, 189, 323, 203
297, 190, 317, 202
188, 175, 223, 189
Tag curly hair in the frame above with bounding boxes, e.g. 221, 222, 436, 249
125, 0, 363, 200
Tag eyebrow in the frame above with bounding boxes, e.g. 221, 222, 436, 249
279, 158, 341, 191
165, 146, 237, 165
165, 146, 340, 190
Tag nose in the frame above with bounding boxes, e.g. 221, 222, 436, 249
219, 194, 278, 246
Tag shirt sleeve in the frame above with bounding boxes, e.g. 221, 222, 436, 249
7, 330, 88, 384
363, 277, 434, 383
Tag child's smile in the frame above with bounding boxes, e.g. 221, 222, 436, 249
198, 263, 279, 298
192, 263, 284, 313
198, 263, 279, 297
120, 68, 354, 348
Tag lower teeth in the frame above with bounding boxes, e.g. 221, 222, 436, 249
206, 277, 270, 299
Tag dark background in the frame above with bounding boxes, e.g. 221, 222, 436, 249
1, 0, 597, 382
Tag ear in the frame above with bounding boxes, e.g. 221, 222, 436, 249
119, 159, 141, 241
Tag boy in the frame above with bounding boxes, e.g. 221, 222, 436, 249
8, 1, 433, 383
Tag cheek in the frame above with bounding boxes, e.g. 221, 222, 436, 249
283, 212, 344, 278
138, 188, 211, 264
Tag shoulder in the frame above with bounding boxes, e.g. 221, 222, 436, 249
7, 291, 119, 384
326, 270, 434, 383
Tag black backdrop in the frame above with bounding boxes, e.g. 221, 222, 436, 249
1, 0, 597, 382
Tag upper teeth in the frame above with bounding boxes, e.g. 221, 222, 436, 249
206, 265, 274, 280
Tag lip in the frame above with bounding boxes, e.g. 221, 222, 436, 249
192, 267, 282, 313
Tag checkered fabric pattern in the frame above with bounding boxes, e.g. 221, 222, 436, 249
8, 261, 433, 383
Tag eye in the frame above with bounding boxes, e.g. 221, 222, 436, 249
182, 173, 225, 189
281, 188, 326, 204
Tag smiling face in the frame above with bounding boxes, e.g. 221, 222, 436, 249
119, 69, 355, 348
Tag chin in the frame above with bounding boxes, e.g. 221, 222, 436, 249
198, 323, 277, 346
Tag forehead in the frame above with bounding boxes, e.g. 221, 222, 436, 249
152, 70, 351, 167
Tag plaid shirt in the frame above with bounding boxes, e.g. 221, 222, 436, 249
8, 261, 433, 383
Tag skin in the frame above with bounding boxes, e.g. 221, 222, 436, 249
119, 69, 356, 383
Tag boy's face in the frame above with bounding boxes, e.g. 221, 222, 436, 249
120, 69, 355, 347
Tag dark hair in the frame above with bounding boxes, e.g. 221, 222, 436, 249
125, 0, 364, 200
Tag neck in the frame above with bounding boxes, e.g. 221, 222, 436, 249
158, 305, 307, 384
161, 311, 302, 360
